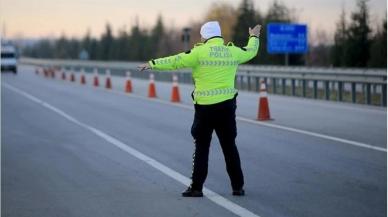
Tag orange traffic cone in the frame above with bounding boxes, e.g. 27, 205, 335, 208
61, 70, 66, 80
46, 68, 51, 78
93, 68, 99, 87
70, 70, 76, 82
80, 69, 86, 85
44, 68, 48, 77
47, 68, 51, 77
47, 67, 53, 78
125, 71, 133, 93
257, 80, 271, 121
170, 74, 181, 103
148, 73, 157, 98
105, 69, 112, 89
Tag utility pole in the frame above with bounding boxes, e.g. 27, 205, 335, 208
285, 54, 289, 66
182, 27, 191, 51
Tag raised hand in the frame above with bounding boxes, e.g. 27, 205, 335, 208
249, 24, 262, 37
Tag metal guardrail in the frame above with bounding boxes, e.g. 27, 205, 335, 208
20, 58, 387, 106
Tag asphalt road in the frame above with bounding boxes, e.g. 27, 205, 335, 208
1, 65, 387, 217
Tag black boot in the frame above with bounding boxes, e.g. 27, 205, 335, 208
232, 189, 245, 196
182, 187, 203, 197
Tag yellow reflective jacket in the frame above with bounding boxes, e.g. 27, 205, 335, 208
148, 36, 260, 105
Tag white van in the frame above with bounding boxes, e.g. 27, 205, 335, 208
1, 43, 18, 74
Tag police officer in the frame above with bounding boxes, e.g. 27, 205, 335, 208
138, 21, 261, 197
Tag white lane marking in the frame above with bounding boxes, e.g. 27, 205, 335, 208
237, 117, 387, 153
3, 83, 261, 217
256, 93, 387, 114
106, 89, 387, 153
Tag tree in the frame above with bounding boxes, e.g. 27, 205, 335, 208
265, 0, 291, 22
204, 2, 237, 43
88, 38, 98, 60
232, 0, 264, 64
331, 7, 348, 67
81, 30, 92, 59
35, 39, 55, 58
232, 0, 257, 48
345, 0, 371, 67
97, 23, 114, 60
368, 16, 387, 67
68, 38, 81, 59
150, 15, 166, 57
54, 34, 70, 58
114, 27, 131, 60
307, 29, 331, 66
128, 23, 149, 61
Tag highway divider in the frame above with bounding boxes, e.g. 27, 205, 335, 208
23, 58, 386, 106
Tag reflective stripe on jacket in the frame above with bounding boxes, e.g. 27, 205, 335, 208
149, 36, 260, 105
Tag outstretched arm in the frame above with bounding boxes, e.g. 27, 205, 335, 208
138, 49, 198, 71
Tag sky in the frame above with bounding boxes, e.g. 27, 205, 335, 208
0, 0, 386, 41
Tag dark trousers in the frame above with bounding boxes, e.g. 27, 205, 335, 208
190, 96, 244, 191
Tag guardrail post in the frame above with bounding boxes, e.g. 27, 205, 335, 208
313, 80, 318, 99
178, 72, 182, 83
365, 83, 371, 105
382, 83, 387, 106
255, 77, 260, 92
240, 75, 244, 90
302, 80, 307, 97
291, 79, 296, 96
337, 81, 343, 102
272, 78, 277, 94
247, 72, 251, 91
351, 82, 357, 103
325, 81, 330, 100
184, 73, 187, 84
282, 78, 286, 95
372, 84, 377, 94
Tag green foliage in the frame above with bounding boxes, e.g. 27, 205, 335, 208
345, 0, 371, 67
23, 39, 55, 58
232, 0, 257, 48
150, 15, 165, 58
114, 29, 131, 61
97, 23, 114, 60
368, 16, 387, 67
128, 24, 149, 61
21, 0, 386, 68
331, 8, 348, 67
331, 0, 385, 68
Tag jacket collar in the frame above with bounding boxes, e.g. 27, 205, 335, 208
204, 36, 224, 44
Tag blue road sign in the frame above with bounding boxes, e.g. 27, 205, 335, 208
267, 23, 308, 54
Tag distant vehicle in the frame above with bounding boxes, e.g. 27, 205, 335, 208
1, 43, 18, 74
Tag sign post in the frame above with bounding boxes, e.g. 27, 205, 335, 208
267, 23, 308, 66
182, 27, 191, 51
